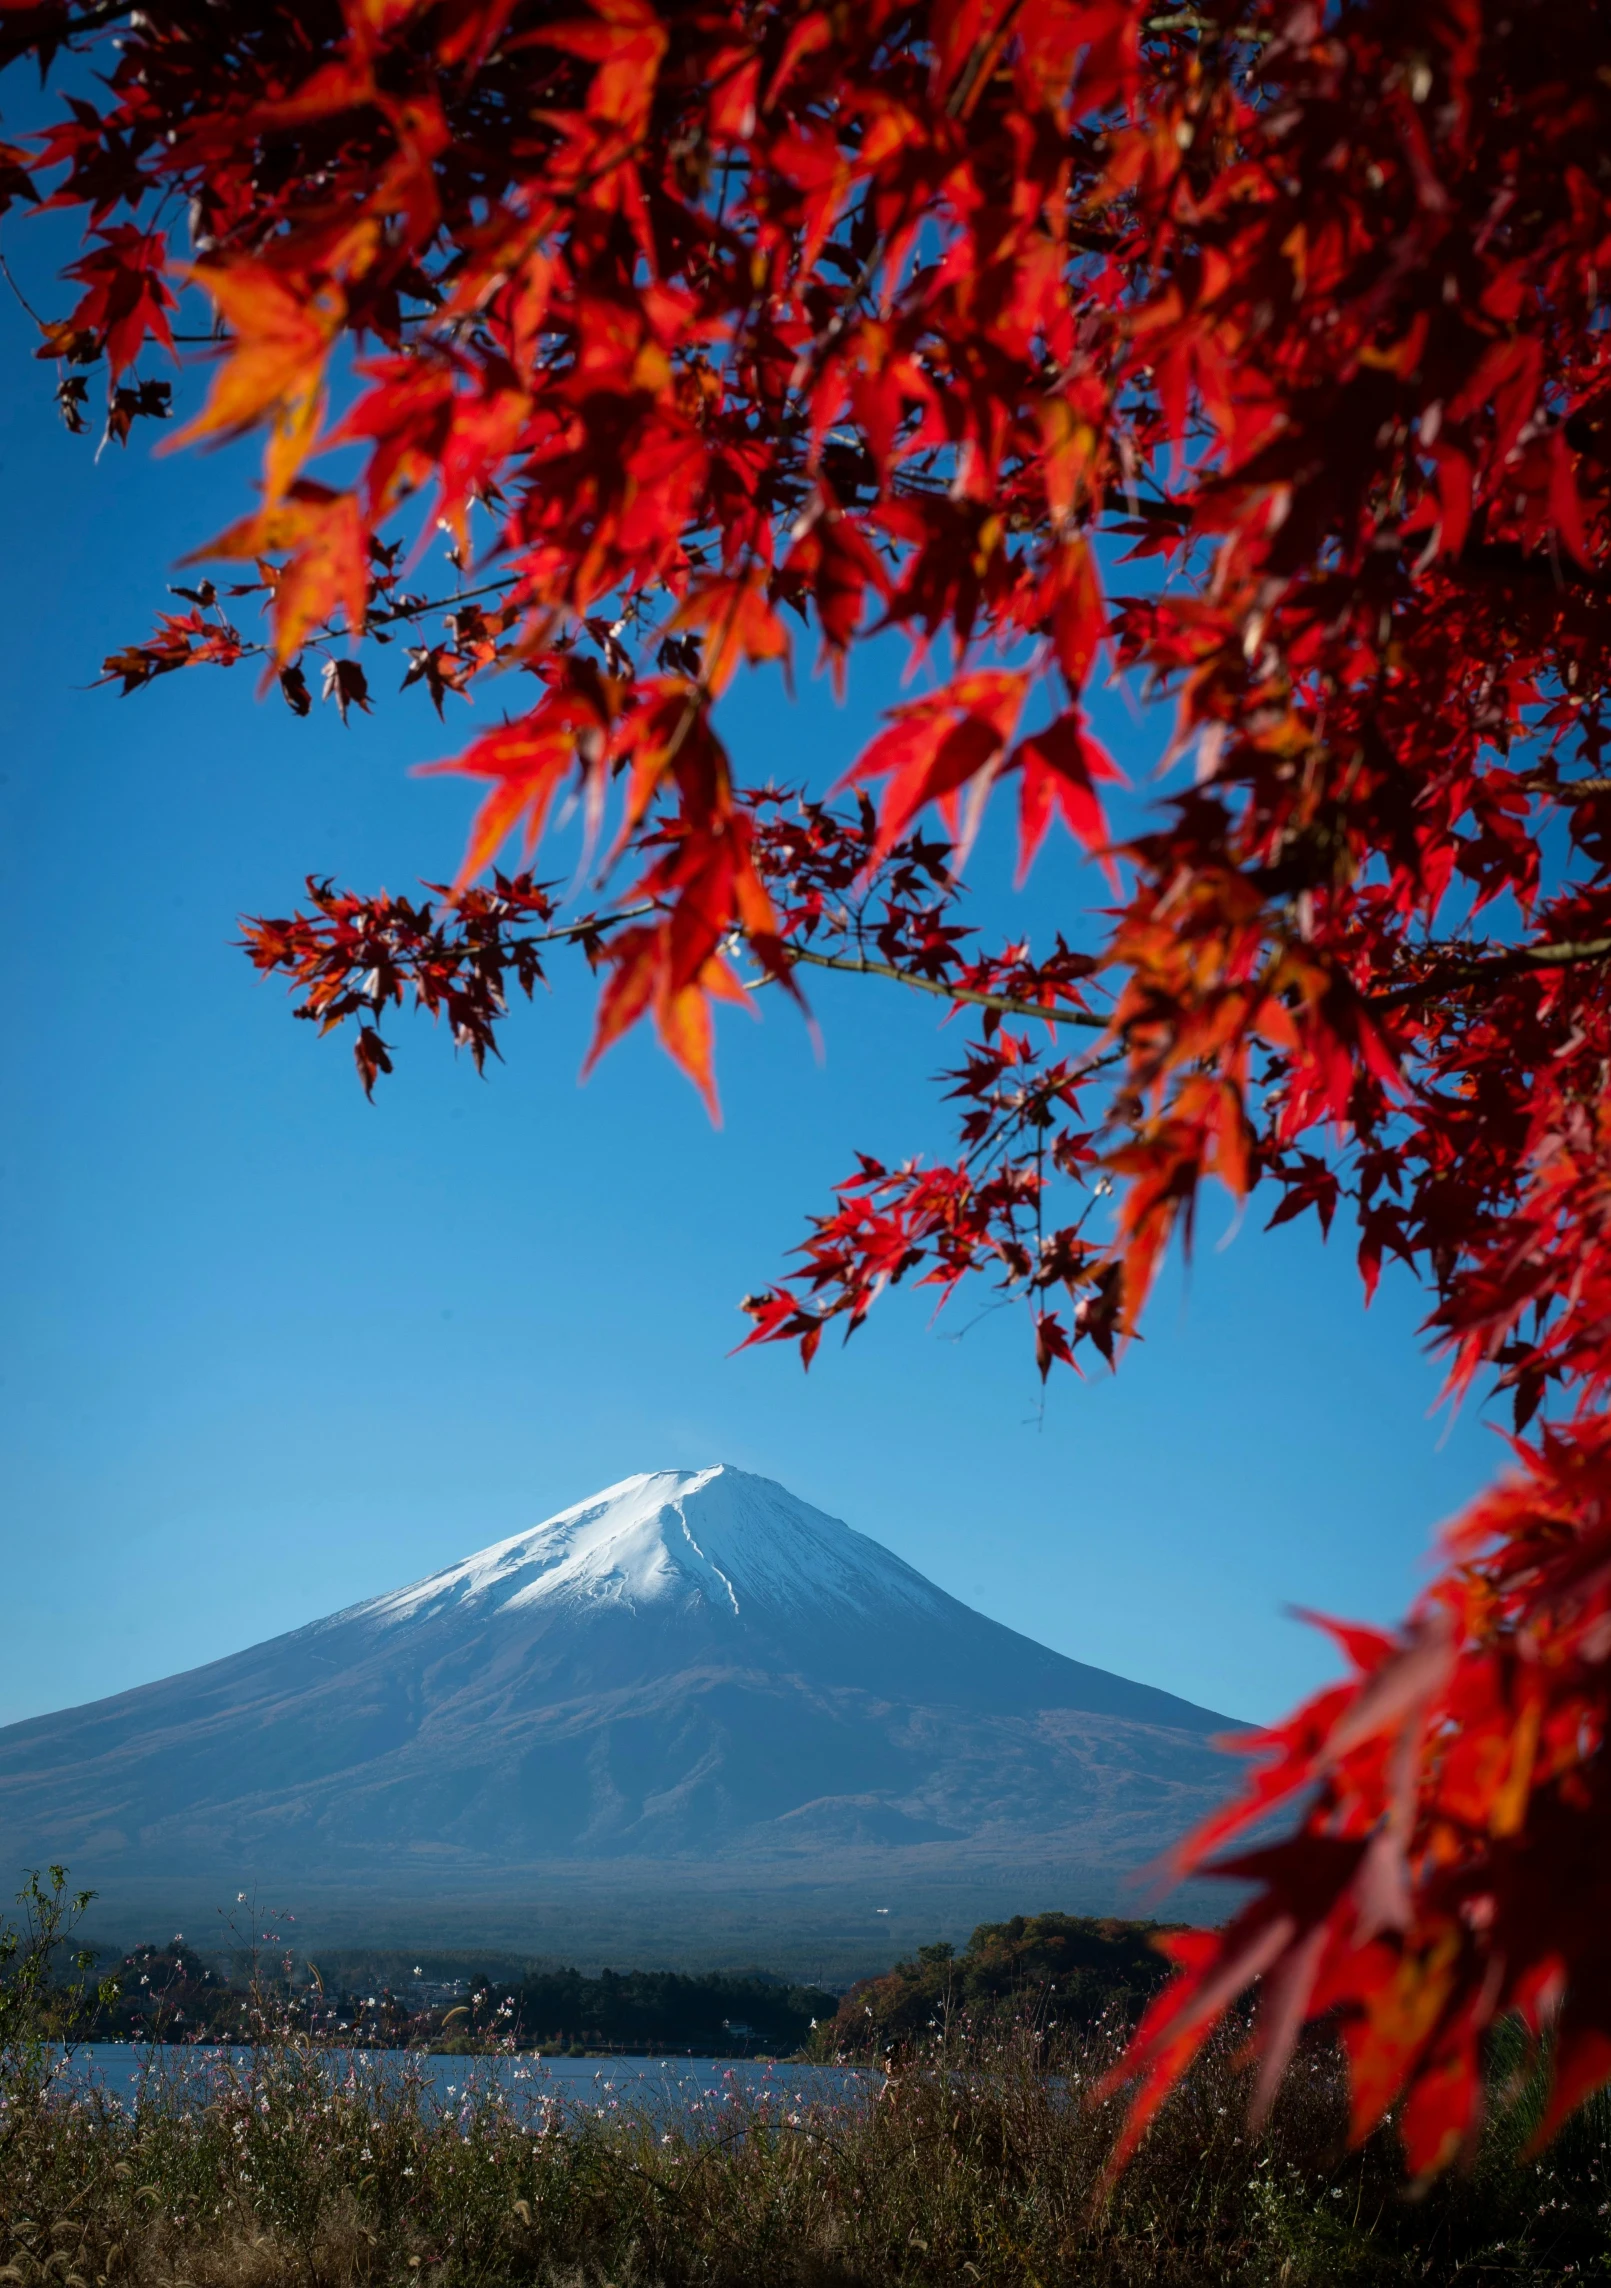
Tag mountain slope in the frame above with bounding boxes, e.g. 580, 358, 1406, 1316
0, 1467, 1239, 1911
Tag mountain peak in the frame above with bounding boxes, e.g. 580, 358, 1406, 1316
344, 1464, 946, 1636
0, 1463, 1239, 1921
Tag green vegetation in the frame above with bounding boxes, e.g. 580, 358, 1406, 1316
83, 1935, 836, 2058
487, 1965, 835, 2056
91, 1912, 1162, 2059
9, 1995, 1611, 2283
0, 1867, 117, 2082
7, 1875, 1611, 2283
812, 1912, 1177, 2059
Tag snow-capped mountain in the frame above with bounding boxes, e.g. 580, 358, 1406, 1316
350, 1465, 952, 1638
0, 1467, 1239, 1928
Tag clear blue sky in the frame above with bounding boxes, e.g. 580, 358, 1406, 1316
0, 225, 1504, 1737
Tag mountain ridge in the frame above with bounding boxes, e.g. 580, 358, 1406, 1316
0, 1466, 1239, 1931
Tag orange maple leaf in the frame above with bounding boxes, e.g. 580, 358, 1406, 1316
192, 482, 368, 667
175, 260, 350, 501
668, 572, 792, 696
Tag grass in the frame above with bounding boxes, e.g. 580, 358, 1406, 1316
4, 2013, 1611, 2287
4, 1873, 1610, 2286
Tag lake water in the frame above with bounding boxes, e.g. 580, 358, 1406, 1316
53, 2045, 875, 2122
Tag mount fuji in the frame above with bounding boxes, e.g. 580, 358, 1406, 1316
0, 1467, 1241, 1952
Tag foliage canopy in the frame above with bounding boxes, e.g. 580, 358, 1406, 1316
6, 0, 1611, 2180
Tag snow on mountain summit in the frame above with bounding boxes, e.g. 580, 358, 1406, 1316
349, 1465, 948, 1634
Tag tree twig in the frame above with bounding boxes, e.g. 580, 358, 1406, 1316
1524, 776, 1611, 800
783, 942, 1106, 1029
1373, 936, 1611, 1012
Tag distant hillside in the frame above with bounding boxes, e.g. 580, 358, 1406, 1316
814, 1911, 1179, 2058
81, 1937, 836, 2056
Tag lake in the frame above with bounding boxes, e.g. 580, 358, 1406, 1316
51, 2045, 875, 2122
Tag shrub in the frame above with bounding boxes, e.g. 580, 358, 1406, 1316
814, 1914, 1178, 2062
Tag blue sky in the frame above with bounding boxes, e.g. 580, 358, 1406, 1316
0, 233, 1506, 1738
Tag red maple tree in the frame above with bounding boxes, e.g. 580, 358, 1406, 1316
6, 0, 1611, 2180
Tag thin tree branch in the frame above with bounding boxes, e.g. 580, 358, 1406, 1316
495, 899, 1108, 1031
0, 248, 44, 329
482, 900, 655, 946
1373, 936, 1611, 1011
781, 919, 1611, 1031
368, 574, 522, 629
1525, 776, 1611, 799
783, 942, 1106, 1028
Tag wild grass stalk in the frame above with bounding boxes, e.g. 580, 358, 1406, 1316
1, 1874, 1606, 2286
4, 1998, 1611, 2286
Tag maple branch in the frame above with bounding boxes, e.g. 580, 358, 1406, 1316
782, 942, 1106, 1029
946, 0, 1027, 119
958, 1054, 1121, 1180
1526, 776, 1611, 799
784, 916, 1611, 1038
1143, 6, 1271, 36
1373, 935, 1611, 1011
417, 897, 654, 953
496, 900, 656, 948
0, 249, 44, 331
367, 575, 522, 630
